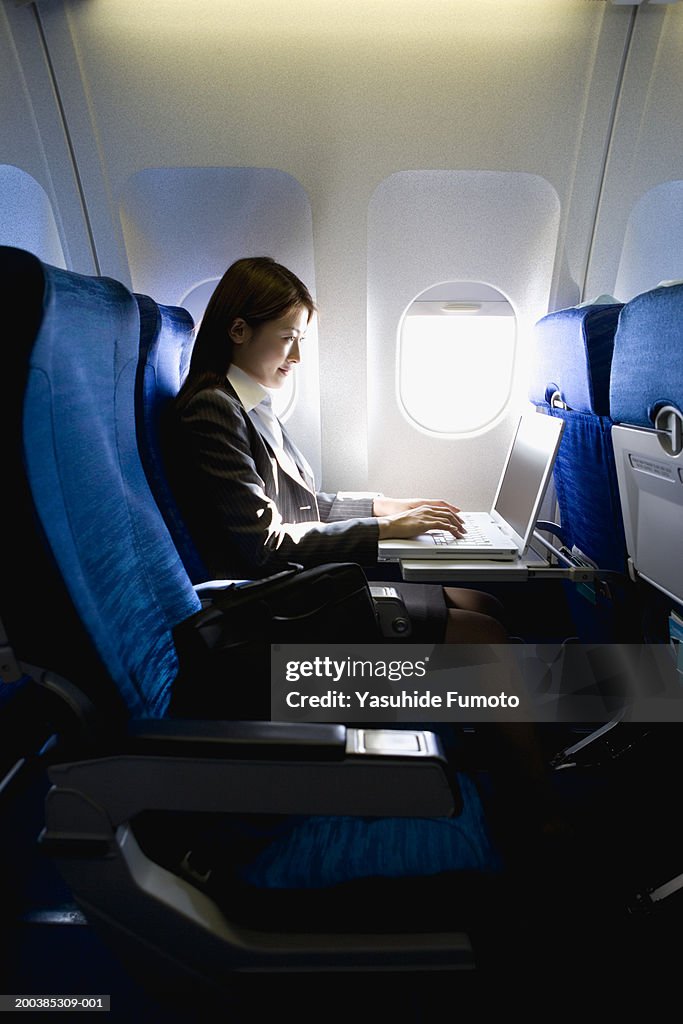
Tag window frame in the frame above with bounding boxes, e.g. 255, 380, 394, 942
396, 290, 517, 439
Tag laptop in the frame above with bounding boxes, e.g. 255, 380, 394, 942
378, 412, 564, 562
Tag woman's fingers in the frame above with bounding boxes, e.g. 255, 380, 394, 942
414, 506, 466, 536
418, 501, 465, 528
379, 503, 467, 539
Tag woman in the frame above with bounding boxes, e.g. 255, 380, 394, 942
166, 256, 569, 837
167, 256, 507, 646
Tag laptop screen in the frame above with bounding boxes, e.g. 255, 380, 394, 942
491, 412, 564, 549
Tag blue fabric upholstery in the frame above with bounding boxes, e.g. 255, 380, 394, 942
610, 283, 683, 426
240, 774, 502, 888
529, 304, 623, 416
2, 245, 125, 718
546, 408, 627, 574
18, 252, 200, 717
530, 304, 626, 575
135, 293, 210, 582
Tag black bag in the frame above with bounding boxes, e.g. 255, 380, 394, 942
170, 562, 381, 719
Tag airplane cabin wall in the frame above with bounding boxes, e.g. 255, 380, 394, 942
1, 0, 682, 501
0, 1, 94, 270
585, 4, 683, 300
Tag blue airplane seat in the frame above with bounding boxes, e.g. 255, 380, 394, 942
0, 245, 505, 983
11, 251, 200, 719
529, 302, 634, 641
609, 282, 683, 640
0, 245, 78, 767
134, 293, 211, 583
0, 244, 186, 729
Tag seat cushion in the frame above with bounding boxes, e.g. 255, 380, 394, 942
237, 773, 502, 889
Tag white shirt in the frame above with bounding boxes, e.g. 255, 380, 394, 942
227, 364, 312, 491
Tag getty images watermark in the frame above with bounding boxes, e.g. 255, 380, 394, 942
270, 643, 683, 723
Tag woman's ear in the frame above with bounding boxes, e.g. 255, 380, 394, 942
229, 318, 250, 345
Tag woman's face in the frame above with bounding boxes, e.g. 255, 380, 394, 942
230, 305, 309, 388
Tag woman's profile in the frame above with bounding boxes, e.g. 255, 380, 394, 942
167, 256, 508, 647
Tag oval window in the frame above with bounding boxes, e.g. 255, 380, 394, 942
398, 282, 515, 436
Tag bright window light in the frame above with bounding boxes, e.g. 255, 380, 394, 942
398, 299, 515, 435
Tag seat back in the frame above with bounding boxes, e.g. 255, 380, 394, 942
529, 302, 626, 572
610, 283, 683, 620
134, 293, 210, 582
529, 303, 632, 640
0, 245, 106, 754
0, 245, 201, 720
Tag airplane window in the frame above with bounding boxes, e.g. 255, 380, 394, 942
120, 167, 315, 425
615, 180, 683, 300
0, 164, 65, 267
398, 285, 515, 436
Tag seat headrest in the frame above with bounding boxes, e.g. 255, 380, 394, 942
610, 282, 683, 428
529, 304, 623, 415
136, 293, 194, 398
8, 247, 200, 717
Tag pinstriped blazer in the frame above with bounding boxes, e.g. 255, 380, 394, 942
167, 381, 380, 579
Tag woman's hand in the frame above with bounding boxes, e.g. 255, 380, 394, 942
374, 497, 466, 540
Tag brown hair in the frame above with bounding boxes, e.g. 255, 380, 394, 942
175, 257, 316, 411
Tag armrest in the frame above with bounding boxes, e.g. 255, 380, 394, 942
43, 722, 456, 842
535, 519, 568, 546
125, 718, 348, 760
193, 578, 247, 597
192, 569, 299, 603
40, 719, 470, 972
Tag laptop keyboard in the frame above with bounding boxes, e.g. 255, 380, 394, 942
429, 527, 492, 547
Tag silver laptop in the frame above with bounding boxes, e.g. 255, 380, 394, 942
378, 412, 565, 562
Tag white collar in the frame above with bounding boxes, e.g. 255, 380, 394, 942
226, 364, 274, 413
227, 365, 313, 492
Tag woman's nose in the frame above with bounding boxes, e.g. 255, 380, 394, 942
288, 338, 301, 363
